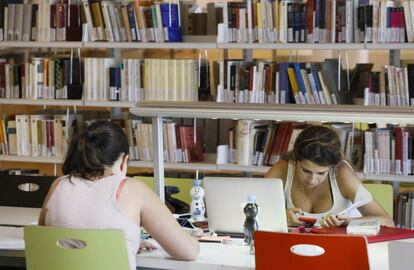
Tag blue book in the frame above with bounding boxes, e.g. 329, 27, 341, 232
160, 3, 183, 42
278, 63, 293, 104
293, 63, 308, 102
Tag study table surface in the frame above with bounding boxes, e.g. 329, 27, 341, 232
0, 207, 410, 269
0, 227, 412, 270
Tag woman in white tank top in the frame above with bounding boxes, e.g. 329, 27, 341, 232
38, 121, 199, 270
265, 125, 394, 228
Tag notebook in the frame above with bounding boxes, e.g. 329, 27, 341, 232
203, 177, 288, 236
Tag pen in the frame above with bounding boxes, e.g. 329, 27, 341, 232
336, 199, 371, 217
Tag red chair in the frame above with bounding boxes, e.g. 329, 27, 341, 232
254, 231, 370, 270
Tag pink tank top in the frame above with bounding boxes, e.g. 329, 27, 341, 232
45, 174, 140, 270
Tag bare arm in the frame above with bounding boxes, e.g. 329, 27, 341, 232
332, 162, 394, 227
127, 180, 199, 261
265, 160, 304, 226
38, 177, 64, 226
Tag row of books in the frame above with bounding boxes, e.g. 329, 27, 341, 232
356, 64, 414, 107
82, 0, 182, 42
2, 115, 414, 175
216, 58, 350, 104
2, 55, 414, 106
125, 120, 204, 163
0, 57, 82, 100
0, 114, 80, 157
363, 126, 414, 176
0, 0, 81, 42
217, 0, 414, 43
215, 58, 414, 106
0, 56, 210, 102
0, 115, 205, 163
396, 191, 414, 229
0, 0, 183, 43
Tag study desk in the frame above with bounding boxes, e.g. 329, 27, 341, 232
1, 228, 412, 270
0, 207, 411, 270
0, 206, 40, 226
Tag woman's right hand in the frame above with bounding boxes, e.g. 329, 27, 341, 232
286, 207, 304, 226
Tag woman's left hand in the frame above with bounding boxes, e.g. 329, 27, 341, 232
321, 215, 349, 227
138, 241, 158, 253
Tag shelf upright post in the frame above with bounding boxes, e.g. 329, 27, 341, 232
243, 48, 253, 62
389, 49, 400, 67
389, 48, 400, 194
152, 116, 165, 202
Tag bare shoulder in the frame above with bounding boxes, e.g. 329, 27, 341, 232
265, 159, 289, 180
335, 161, 362, 199
123, 178, 158, 199
124, 178, 152, 191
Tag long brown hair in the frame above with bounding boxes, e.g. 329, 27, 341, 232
284, 125, 343, 166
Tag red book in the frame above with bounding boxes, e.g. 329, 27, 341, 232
309, 226, 414, 243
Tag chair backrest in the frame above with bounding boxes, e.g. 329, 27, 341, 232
254, 231, 370, 270
0, 175, 55, 208
363, 183, 393, 217
24, 226, 130, 270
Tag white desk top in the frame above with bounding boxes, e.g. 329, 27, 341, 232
0, 206, 40, 226
134, 238, 410, 270
0, 228, 413, 270
137, 239, 254, 270
0, 207, 412, 270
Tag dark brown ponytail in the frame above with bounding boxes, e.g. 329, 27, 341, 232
62, 120, 129, 180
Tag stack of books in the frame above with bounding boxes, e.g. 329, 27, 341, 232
346, 218, 381, 236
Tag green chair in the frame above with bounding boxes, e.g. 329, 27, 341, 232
363, 183, 393, 217
24, 226, 130, 270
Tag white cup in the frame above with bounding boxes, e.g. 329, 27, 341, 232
216, 145, 229, 164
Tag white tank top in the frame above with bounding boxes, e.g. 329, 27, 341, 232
284, 161, 361, 219
45, 174, 140, 270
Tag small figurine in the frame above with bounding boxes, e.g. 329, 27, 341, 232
190, 179, 205, 221
243, 194, 259, 254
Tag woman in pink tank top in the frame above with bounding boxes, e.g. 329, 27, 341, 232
38, 120, 199, 270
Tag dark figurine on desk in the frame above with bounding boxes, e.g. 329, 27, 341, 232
243, 195, 259, 255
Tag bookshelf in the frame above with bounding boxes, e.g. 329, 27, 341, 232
130, 101, 414, 200
3, 39, 414, 200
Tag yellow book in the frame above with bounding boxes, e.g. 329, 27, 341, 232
274, 0, 279, 37
287, 67, 301, 104
256, 2, 262, 42
91, 1, 106, 40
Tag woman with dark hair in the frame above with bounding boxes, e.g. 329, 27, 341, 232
265, 125, 394, 228
39, 120, 199, 270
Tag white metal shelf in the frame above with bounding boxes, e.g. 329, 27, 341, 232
0, 99, 137, 108
0, 99, 83, 106
365, 43, 414, 50
83, 101, 137, 108
0, 155, 62, 163
83, 41, 217, 49
217, 43, 365, 50
2, 155, 413, 182
128, 160, 217, 171
2, 40, 414, 50
131, 102, 414, 124
0, 41, 83, 48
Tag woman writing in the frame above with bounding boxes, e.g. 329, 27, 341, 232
265, 125, 394, 227
39, 120, 199, 270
